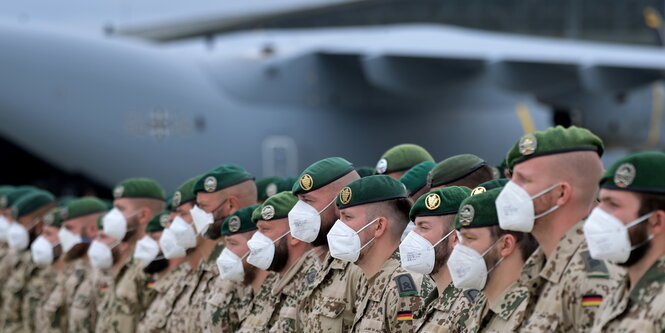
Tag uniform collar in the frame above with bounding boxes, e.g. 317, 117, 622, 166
629, 253, 665, 304
366, 258, 401, 302
488, 281, 530, 320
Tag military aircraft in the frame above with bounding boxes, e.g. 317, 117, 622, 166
1, 4, 665, 190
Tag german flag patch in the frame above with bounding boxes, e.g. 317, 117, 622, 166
396, 311, 413, 321
146, 280, 156, 289
582, 294, 603, 307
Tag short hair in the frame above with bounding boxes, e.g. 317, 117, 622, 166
446, 165, 495, 189
638, 192, 665, 217
489, 225, 538, 262
366, 198, 412, 240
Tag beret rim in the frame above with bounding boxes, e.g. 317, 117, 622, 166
414, 209, 459, 218
337, 194, 407, 209
293, 167, 354, 195
512, 147, 602, 168
457, 221, 500, 229
194, 176, 255, 194
599, 184, 665, 195
430, 162, 487, 187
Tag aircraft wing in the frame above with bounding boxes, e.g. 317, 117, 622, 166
231, 24, 665, 99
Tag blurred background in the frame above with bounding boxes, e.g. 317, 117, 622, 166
1, 0, 665, 198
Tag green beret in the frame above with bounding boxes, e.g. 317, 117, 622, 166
173, 176, 200, 207
336, 175, 407, 209
355, 167, 375, 178
113, 178, 165, 201
252, 191, 298, 223
146, 211, 171, 233
428, 154, 487, 188
61, 197, 107, 221
506, 126, 604, 170
43, 207, 63, 228
293, 157, 355, 195
2, 186, 38, 209
221, 205, 259, 236
409, 186, 471, 222
599, 151, 665, 194
400, 161, 436, 196
11, 189, 55, 219
0, 186, 15, 209
376, 144, 434, 175
166, 195, 174, 212
193, 164, 253, 194
454, 188, 503, 230
256, 177, 296, 202
470, 179, 509, 195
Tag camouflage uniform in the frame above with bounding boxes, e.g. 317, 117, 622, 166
22, 262, 57, 332
1, 250, 33, 331
201, 278, 253, 333
69, 267, 113, 332
236, 271, 280, 332
464, 249, 543, 333
268, 249, 322, 332
414, 283, 473, 333
39, 258, 87, 332
136, 262, 192, 333
296, 252, 365, 332
518, 221, 623, 332
351, 257, 422, 333
591, 254, 665, 332
166, 243, 224, 332
95, 258, 155, 333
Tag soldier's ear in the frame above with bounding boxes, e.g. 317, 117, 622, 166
649, 210, 665, 236
499, 234, 517, 258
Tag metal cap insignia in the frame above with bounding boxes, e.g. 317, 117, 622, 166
459, 204, 475, 226
340, 187, 352, 205
300, 174, 313, 191
425, 193, 441, 210
261, 205, 275, 220
471, 187, 486, 196
518, 134, 537, 156
159, 214, 171, 228
266, 183, 278, 197
376, 158, 388, 174
204, 176, 217, 193
172, 191, 182, 207
614, 163, 636, 188
113, 185, 124, 199
228, 216, 241, 232
59, 207, 69, 221
0, 196, 6, 209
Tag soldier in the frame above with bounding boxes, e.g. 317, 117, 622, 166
39, 197, 107, 332
69, 213, 115, 332
428, 154, 495, 191
135, 210, 189, 332
328, 175, 421, 332
289, 157, 364, 332
495, 126, 623, 332
201, 204, 270, 332
95, 178, 166, 332
450, 187, 539, 332
397, 186, 471, 332
586, 152, 665, 332
375, 144, 434, 179
1, 189, 56, 331
170, 165, 257, 331
24, 206, 62, 332
238, 191, 320, 332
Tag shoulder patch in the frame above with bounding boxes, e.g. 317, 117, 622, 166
580, 250, 609, 278
394, 273, 418, 297
464, 289, 481, 303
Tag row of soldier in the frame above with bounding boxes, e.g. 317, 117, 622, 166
0, 125, 663, 332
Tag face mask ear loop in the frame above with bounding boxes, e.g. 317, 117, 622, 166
482, 237, 505, 274
626, 212, 655, 229
530, 183, 561, 200
432, 229, 455, 248
240, 250, 251, 260
318, 198, 336, 214
273, 231, 291, 244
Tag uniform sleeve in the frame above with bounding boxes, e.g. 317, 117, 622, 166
563, 254, 623, 332
387, 274, 422, 333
